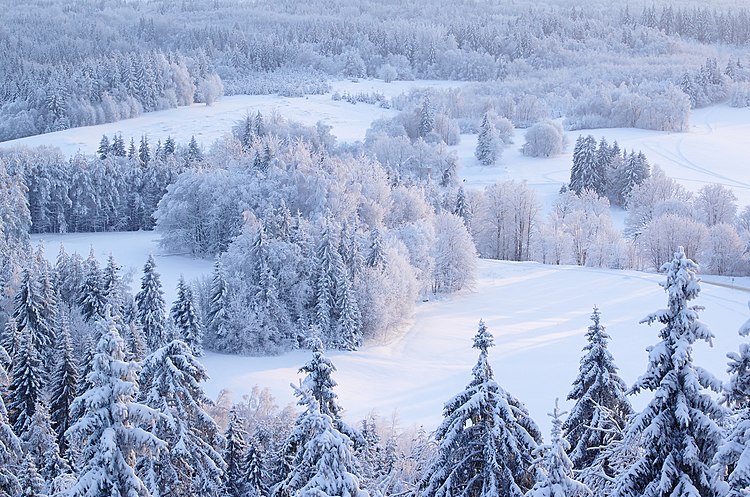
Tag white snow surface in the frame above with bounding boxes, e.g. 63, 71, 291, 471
5, 79, 750, 208
31, 231, 750, 436
22, 79, 750, 435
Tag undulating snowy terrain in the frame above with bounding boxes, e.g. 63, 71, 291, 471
21, 79, 750, 435
31, 231, 750, 435
7, 80, 750, 208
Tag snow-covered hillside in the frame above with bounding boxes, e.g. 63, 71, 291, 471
32, 231, 750, 434
7, 80, 750, 209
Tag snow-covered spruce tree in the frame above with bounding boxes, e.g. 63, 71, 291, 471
563, 307, 633, 476
314, 220, 352, 349
712, 303, 750, 497
613, 247, 725, 497
65, 316, 163, 497
244, 435, 271, 497
13, 267, 55, 353
526, 400, 590, 497
570, 135, 604, 197
223, 408, 250, 497
298, 338, 363, 447
102, 254, 125, 316
77, 250, 107, 323
48, 319, 77, 458
20, 402, 70, 487
139, 339, 224, 497
475, 112, 500, 166
18, 454, 46, 497
170, 276, 203, 356
135, 254, 168, 352
0, 345, 22, 497
8, 328, 43, 435
273, 385, 368, 497
365, 229, 386, 270
420, 320, 542, 497
206, 257, 229, 350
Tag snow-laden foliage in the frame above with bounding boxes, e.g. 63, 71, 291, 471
563, 307, 633, 482
420, 320, 541, 497
66, 315, 163, 497
712, 303, 750, 497
0, 345, 22, 497
526, 400, 590, 497
139, 339, 225, 496
170, 276, 203, 356
273, 385, 368, 497
614, 247, 726, 497
135, 254, 168, 352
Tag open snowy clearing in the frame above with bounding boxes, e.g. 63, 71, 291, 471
31, 231, 750, 435
6, 79, 750, 208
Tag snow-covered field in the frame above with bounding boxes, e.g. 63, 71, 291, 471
6, 79, 750, 209
31, 231, 750, 435
22, 80, 750, 435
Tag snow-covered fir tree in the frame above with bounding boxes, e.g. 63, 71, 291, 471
170, 276, 203, 356
8, 328, 43, 435
135, 254, 168, 352
0, 346, 22, 497
526, 400, 590, 497
273, 385, 368, 497
570, 135, 604, 196
223, 408, 250, 497
712, 303, 750, 497
13, 267, 55, 352
563, 307, 633, 478
475, 112, 500, 166
206, 257, 230, 350
244, 435, 271, 497
77, 250, 107, 323
614, 247, 725, 497
365, 229, 386, 270
20, 402, 70, 488
102, 254, 126, 316
65, 315, 163, 497
48, 318, 78, 458
420, 320, 542, 497
298, 337, 362, 447
18, 454, 46, 497
139, 339, 225, 496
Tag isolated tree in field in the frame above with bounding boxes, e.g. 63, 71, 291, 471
521, 120, 565, 158
614, 247, 725, 497
135, 254, 168, 352
420, 320, 541, 497
66, 318, 163, 497
140, 339, 225, 496
526, 400, 590, 497
712, 304, 750, 497
170, 276, 203, 356
563, 307, 633, 475
475, 112, 501, 166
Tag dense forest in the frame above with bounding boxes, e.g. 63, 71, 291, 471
1, 0, 750, 496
